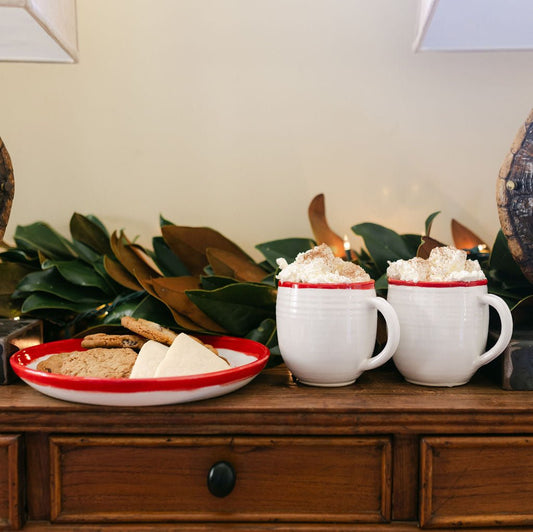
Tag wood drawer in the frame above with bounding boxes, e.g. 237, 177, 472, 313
49, 435, 391, 524
420, 436, 533, 528
0, 435, 23, 530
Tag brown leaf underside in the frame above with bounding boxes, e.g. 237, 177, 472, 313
110, 231, 161, 285
451, 219, 487, 250
141, 279, 205, 331
206, 247, 267, 283
417, 236, 445, 259
162, 225, 253, 276
108, 230, 227, 332
130, 243, 164, 276
103, 255, 143, 291
308, 194, 345, 257
151, 276, 226, 333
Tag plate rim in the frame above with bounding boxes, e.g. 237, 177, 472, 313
10, 335, 270, 394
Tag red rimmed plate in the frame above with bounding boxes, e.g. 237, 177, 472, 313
10, 336, 270, 406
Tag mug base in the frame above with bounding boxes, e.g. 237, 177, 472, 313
404, 377, 470, 387
294, 376, 356, 387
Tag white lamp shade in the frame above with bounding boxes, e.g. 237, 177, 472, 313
414, 0, 533, 52
0, 0, 78, 62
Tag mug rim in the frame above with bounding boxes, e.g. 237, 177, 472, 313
388, 278, 487, 288
278, 280, 375, 289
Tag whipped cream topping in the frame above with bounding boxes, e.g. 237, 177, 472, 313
387, 246, 485, 283
276, 243, 371, 284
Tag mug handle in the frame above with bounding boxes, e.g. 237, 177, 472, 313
361, 297, 401, 371
474, 294, 514, 369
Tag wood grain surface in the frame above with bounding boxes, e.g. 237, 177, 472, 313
0, 364, 531, 529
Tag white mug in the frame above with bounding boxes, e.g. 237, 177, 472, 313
387, 279, 514, 386
276, 281, 400, 387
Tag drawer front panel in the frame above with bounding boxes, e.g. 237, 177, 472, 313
0, 435, 22, 530
50, 435, 391, 524
421, 436, 533, 528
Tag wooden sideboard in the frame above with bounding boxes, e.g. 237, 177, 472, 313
0, 362, 532, 530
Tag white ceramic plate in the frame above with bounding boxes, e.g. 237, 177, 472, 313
10, 335, 270, 406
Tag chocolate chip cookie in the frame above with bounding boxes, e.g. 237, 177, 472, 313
81, 333, 146, 350
120, 316, 178, 346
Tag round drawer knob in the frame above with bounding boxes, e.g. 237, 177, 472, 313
207, 461, 236, 497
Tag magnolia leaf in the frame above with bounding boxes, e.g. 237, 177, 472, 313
37, 251, 48, 265
16, 268, 107, 304
255, 238, 315, 269
70, 240, 101, 264
103, 255, 143, 291
451, 219, 487, 250
73, 214, 109, 237
69, 213, 113, 256
246, 318, 283, 368
100, 292, 146, 324
159, 214, 175, 227
200, 275, 238, 290
0, 248, 39, 266
245, 318, 280, 366
130, 295, 182, 329
354, 247, 375, 274
41, 258, 112, 293
402, 234, 423, 257
141, 277, 204, 331
487, 283, 527, 302
259, 272, 277, 287
351, 223, 413, 277
91, 257, 123, 295
160, 225, 206, 275
206, 248, 268, 283
486, 231, 532, 310
257, 259, 275, 274
504, 279, 532, 294
308, 193, 345, 257
130, 243, 164, 276
0, 262, 34, 295
166, 308, 206, 331
151, 276, 226, 333
110, 230, 161, 285
186, 283, 276, 337
21, 292, 102, 314
511, 295, 533, 328
22, 309, 73, 331
86, 214, 109, 234
245, 318, 276, 346
71, 323, 124, 338
358, 247, 372, 262
10, 234, 37, 256
424, 211, 441, 237
417, 235, 445, 259
161, 225, 253, 276
135, 275, 161, 300
14, 222, 77, 260
489, 230, 526, 280
374, 273, 388, 293
152, 236, 190, 277
103, 293, 176, 328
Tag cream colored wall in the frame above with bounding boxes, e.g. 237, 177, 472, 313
1, 0, 532, 259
